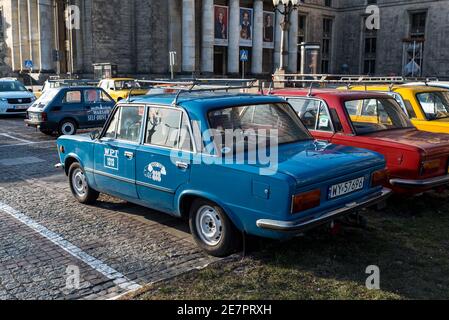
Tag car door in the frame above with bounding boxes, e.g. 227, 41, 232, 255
83, 88, 114, 127
61, 89, 87, 126
93, 105, 145, 199
286, 97, 335, 142
136, 106, 192, 213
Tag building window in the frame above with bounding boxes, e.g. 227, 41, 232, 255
410, 11, 427, 38
322, 18, 333, 73
324, 0, 332, 7
298, 15, 306, 45
363, 16, 377, 75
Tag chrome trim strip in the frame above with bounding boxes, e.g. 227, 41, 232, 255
257, 188, 392, 232
86, 168, 175, 193
136, 181, 175, 194
390, 175, 449, 188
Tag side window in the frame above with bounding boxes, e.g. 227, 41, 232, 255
116, 106, 144, 142
404, 100, 417, 118
146, 107, 182, 149
287, 98, 320, 130
178, 113, 193, 152
317, 103, 333, 132
104, 108, 120, 139
64, 90, 82, 103
84, 89, 100, 103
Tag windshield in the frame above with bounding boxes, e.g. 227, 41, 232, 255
0, 80, 28, 92
114, 80, 140, 90
416, 91, 449, 120
207, 103, 312, 153
344, 98, 413, 134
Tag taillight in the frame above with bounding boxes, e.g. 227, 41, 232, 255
41, 112, 47, 121
291, 189, 321, 214
420, 159, 441, 176
371, 169, 389, 187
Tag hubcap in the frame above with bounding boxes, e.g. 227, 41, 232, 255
195, 205, 223, 246
62, 122, 75, 135
72, 168, 87, 197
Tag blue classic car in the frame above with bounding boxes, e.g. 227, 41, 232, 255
25, 86, 115, 135
56, 93, 391, 257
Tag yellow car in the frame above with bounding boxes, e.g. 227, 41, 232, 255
340, 85, 449, 134
98, 78, 148, 102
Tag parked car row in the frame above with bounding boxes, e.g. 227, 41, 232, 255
53, 79, 449, 257
3, 76, 449, 257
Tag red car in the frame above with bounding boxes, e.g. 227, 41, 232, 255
272, 88, 449, 194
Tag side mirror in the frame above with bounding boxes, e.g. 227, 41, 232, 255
28, 89, 33, 93
90, 130, 100, 140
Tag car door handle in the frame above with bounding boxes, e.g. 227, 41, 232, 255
176, 161, 189, 169
124, 151, 134, 160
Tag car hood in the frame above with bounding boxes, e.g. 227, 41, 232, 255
364, 129, 449, 157
249, 140, 384, 186
0, 91, 34, 99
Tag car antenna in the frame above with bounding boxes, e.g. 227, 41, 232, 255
307, 82, 313, 97
127, 87, 134, 102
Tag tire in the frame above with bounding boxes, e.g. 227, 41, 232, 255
189, 199, 241, 257
68, 162, 99, 204
58, 119, 77, 135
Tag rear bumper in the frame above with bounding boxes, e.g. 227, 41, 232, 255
256, 188, 392, 233
390, 175, 449, 189
25, 119, 54, 130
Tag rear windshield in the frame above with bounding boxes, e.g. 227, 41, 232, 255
207, 103, 312, 153
416, 91, 449, 120
344, 98, 413, 134
35, 89, 59, 107
0, 80, 28, 92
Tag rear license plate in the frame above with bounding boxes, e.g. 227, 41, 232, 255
328, 177, 365, 199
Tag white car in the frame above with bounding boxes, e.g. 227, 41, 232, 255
0, 78, 36, 115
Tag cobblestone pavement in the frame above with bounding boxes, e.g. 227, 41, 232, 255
0, 116, 219, 300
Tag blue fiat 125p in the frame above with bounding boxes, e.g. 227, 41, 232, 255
56, 92, 391, 257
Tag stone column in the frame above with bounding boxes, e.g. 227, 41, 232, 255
182, 0, 196, 73
251, 0, 263, 75
227, 0, 240, 74
288, 10, 298, 73
201, 0, 214, 74
169, 0, 182, 72
273, 9, 282, 71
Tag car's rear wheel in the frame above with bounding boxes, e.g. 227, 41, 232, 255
189, 199, 241, 257
68, 162, 99, 204
59, 120, 77, 135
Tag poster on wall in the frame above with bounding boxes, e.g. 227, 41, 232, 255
239, 8, 253, 47
263, 11, 275, 49
214, 5, 229, 46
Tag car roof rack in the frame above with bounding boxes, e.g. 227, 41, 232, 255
133, 78, 258, 106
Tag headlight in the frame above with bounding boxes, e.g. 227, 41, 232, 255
0, 98, 7, 102
371, 169, 389, 187
291, 189, 321, 214
421, 159, 441, 175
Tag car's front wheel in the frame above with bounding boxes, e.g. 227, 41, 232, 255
59, 119, 77, 135
68, 162, 99, 204
189, 199, 241, 257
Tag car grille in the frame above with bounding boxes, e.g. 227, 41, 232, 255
7, 98, 32, 104
6, 109, 26, 113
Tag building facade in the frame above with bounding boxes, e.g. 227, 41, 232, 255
0, 0, 448, 81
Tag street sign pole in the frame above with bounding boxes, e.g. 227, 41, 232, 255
169, 51, 177, 80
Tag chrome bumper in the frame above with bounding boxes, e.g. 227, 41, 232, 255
390, 175, 449, 189
256, 188, 392, 233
